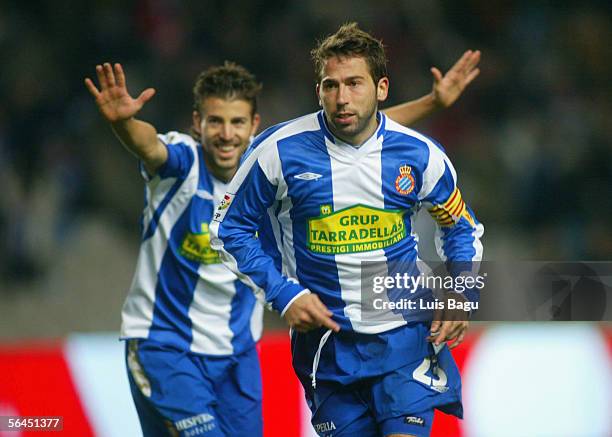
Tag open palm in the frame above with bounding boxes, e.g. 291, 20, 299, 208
84, 63, 155, 123
431, 50, 481, 108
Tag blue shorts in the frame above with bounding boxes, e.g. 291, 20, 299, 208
303, 337, 462, 437
125, 339, 262, 437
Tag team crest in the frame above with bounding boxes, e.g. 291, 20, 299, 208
395, 164, 415, 195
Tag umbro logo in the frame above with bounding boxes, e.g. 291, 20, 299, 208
294, 172, 322, 181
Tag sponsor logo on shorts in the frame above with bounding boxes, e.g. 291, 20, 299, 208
404, 415, 425, 426
313, 420, 336, 433
175, 413, 215, 433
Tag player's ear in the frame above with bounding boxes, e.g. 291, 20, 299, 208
315, 83, 322, 107
250, 113, 261, 136
192, 110, 202, 135
376, 77, 389, 102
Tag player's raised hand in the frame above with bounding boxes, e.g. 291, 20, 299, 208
84, 63, 156, 123
430, 50, 481, 109
284, 292, 340, 333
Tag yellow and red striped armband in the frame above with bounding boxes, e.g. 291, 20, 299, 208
428, 187, 476, 227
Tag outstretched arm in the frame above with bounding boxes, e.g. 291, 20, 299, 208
418, 144, 484, 349
84, 62, 167, 174
383, 50, 481, 126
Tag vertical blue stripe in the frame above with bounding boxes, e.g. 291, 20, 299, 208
229, 281, 257, 351
380, 130, 429, 262
196, 143, 258, 352
259, 210, 283, 272
148, 198, 199, 349
143, 141, 196, 240
148, 144, 232, 352
277, 132, 348, 327
142, 178, 184, 241
379, 131, 424, 322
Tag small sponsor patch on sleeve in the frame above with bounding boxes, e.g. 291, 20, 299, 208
213, 193, 235, 223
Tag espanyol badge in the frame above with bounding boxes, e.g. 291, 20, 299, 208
395, 164, 415, 195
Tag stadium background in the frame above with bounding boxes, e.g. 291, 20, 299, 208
0, 1, 610, 436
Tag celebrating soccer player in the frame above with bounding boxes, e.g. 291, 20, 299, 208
84, 43, 480, 436
211, 23, 483, 437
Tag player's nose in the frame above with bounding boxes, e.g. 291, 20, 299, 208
220, 123, 234, 140
337, 84, 349, 105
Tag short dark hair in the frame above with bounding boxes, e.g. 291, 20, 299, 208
192, 61, 262, 116
311, 22, 388, 84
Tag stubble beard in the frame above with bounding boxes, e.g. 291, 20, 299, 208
329, 103, 378, 145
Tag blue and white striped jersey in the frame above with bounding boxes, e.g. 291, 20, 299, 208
211, 112, 484, 334
120, 131, 263, 356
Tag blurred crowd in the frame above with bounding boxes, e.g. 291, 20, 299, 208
1, 0, 610, 292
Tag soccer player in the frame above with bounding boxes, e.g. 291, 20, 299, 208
85, 50, 480, 436
211, 23, 483, 437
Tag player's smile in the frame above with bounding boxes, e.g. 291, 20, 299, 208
192, 96, 260, 181
213, 140, 241, 159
